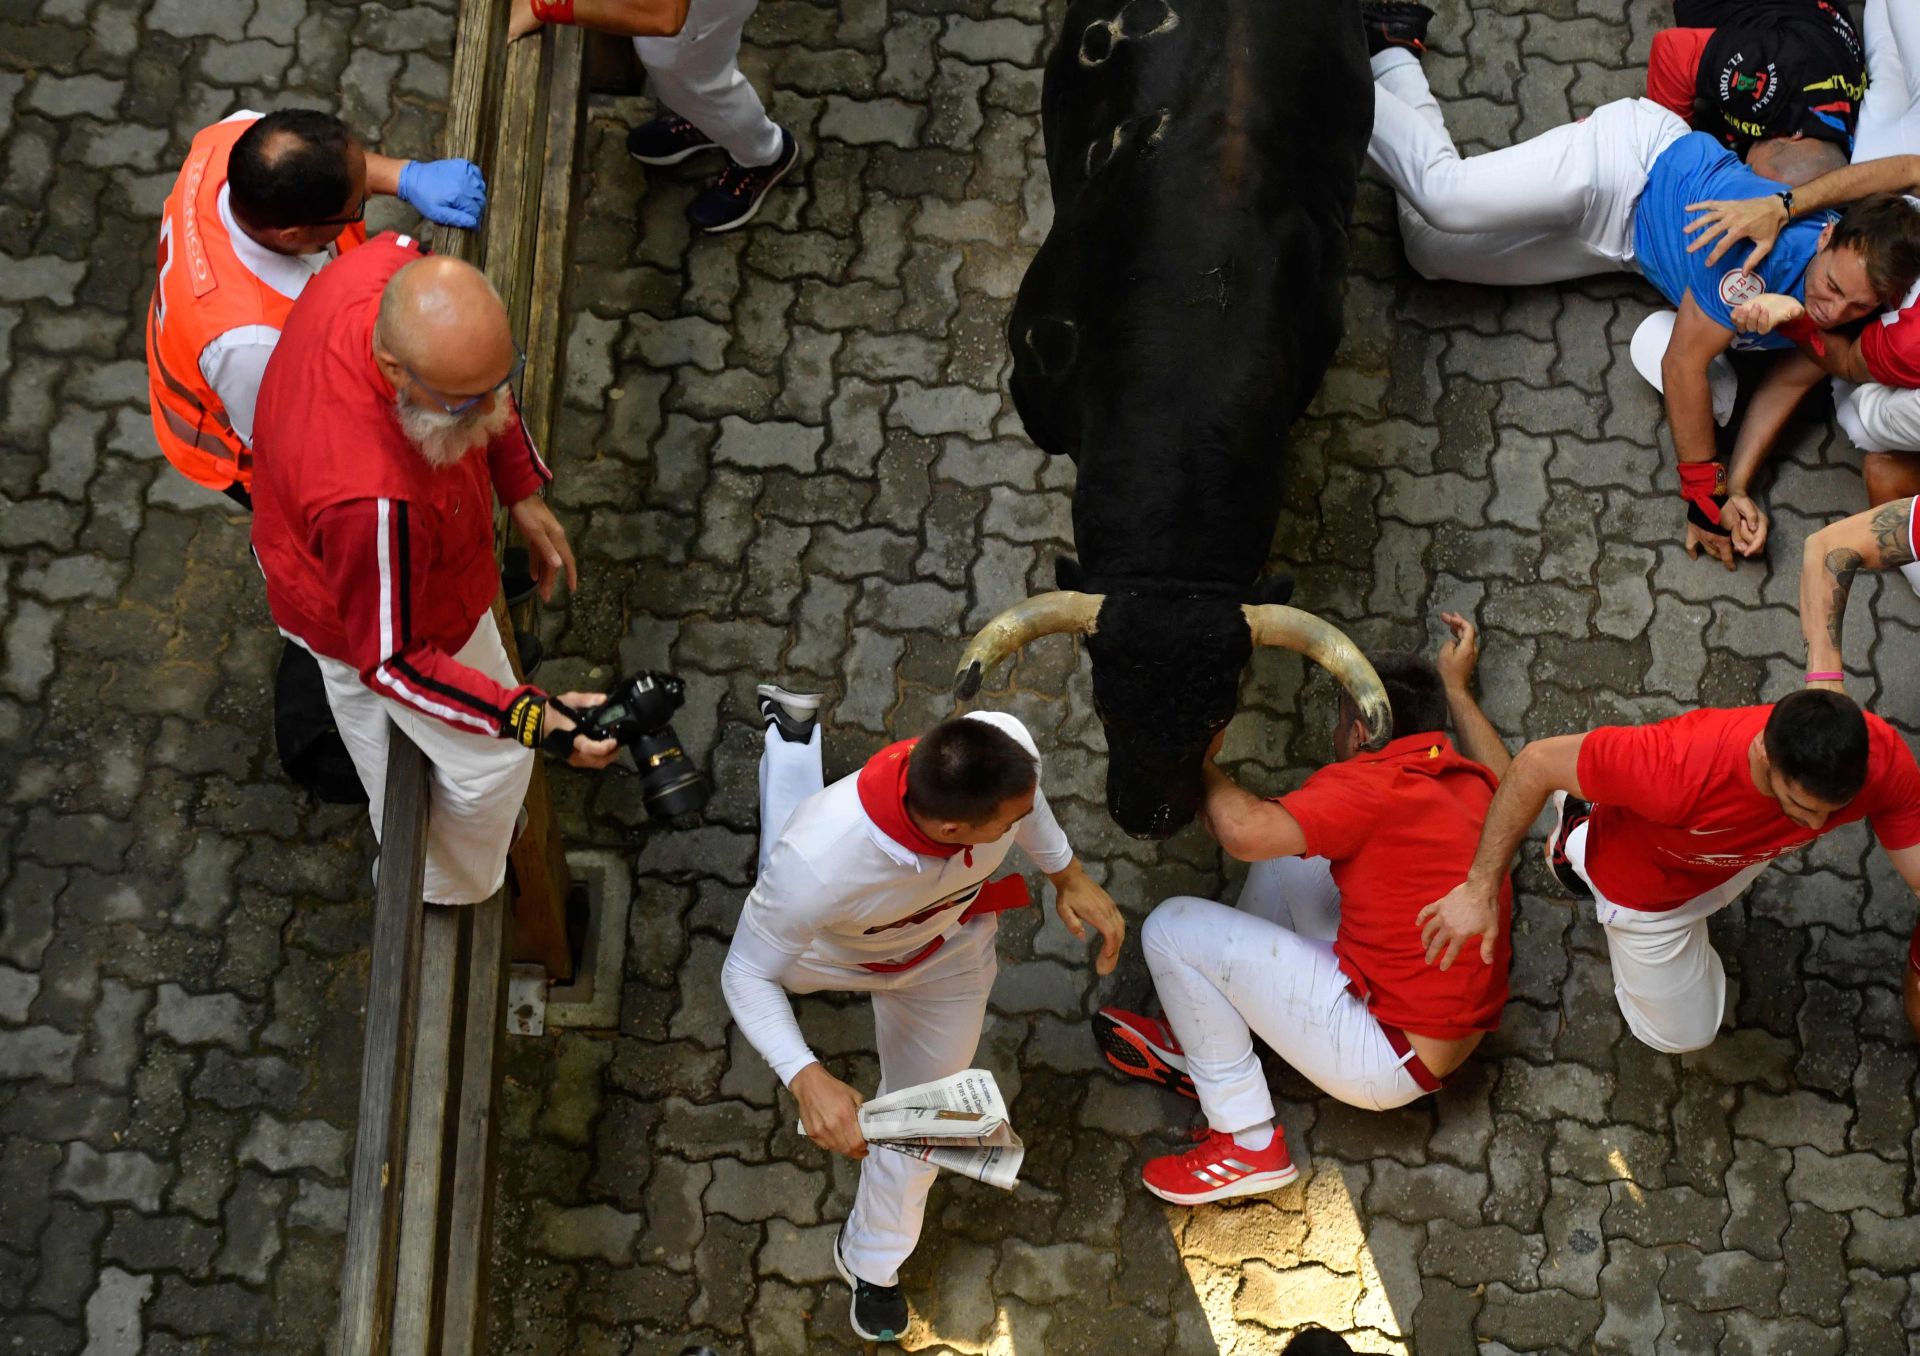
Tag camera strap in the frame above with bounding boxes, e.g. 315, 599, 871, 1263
537, 695, 585, 759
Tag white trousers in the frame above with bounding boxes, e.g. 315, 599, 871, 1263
1141, 857, 1427, 1135
634, 0, 783, 167
1369, 49, 1688, 285
309, 616, 533, 905
1834, 0, 1920, 453
757, 724, 998, 1288
1566, 821, 1770, 1054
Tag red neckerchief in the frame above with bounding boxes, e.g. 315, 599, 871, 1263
856, 739, 968, 863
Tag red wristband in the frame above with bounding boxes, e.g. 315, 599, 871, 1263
1778, 313, 1827, 356
1677, 460, 1727, 520
530, 0, 576, 22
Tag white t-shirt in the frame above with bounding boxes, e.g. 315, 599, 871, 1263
722, 712, 1074, 1083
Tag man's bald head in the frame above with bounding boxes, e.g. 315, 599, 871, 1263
1747, 134, 1848, 189
373, 257, 516, 400
373, 258, 519, 469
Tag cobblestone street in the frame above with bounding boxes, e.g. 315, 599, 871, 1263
4, 0, 1920, 1352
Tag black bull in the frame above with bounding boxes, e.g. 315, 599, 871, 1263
953, 0, 1388, 839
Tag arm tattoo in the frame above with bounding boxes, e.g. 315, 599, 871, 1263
1823, 547, 1864, 650
1869, 501, 1917, 569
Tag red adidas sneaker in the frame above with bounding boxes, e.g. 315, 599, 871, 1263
1141, 1127, 1299, 1206
1094, 1007, 1197, 1099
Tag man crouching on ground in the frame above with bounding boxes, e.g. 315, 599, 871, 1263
1096, 613, 1512, 1204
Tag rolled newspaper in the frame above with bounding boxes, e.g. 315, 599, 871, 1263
798, 1068, 1024, 1191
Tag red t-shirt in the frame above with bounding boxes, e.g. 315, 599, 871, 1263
1277, 733, 1511, 1040
1646, 28, 1713, 123
1577, 705, 1920, 910
1855, 275, 1920, 389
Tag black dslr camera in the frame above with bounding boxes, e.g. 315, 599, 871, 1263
554, 671, 708, 819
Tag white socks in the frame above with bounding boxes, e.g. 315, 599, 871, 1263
1232, 1121, 1276, 1151
1900, 560, 1920, 598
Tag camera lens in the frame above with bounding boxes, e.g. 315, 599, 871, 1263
629, 726, 708, 819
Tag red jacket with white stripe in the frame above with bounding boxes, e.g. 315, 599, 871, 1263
250, 233, 551, 737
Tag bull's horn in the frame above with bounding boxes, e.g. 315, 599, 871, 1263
953, 591, 1105, 700
1242, 604, 1392, 750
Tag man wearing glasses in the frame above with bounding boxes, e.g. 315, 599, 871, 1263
147, 108, 486, 509
249, 239, 621, 907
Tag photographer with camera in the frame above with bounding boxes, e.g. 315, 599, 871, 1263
251, 238, 621, 905
722, 685, 1125, 1342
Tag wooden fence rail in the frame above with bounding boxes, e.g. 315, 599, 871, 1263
335, 0, 593, 1349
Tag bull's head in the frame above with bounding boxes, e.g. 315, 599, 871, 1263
953, 587, 1391, 840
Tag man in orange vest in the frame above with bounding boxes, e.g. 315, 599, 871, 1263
147, 108, 487, 508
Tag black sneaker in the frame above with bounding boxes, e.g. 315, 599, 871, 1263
1360, 2, 1434, 57
687, 128, 798, 234
834, 1227, 909, 1343
756, 682, 821, 744
1545, 792, 1595, 900
626, 113, 719, 166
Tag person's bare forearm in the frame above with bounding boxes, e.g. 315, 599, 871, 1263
1727, 352, 1824, 495
1783, 327, 1872, 383
543, 0, 687, 34
1201, 764, 1271, 860
1663, 358, 1720, 464
1789, 154, 1920, 217
1445, 686, 1510, 780
365, 152, 406, 197
1801, 499, 1918, 674
1463, 743, 1559, 890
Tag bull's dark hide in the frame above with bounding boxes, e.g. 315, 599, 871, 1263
1082, 592, 1253, 840
1005, 0, 1373, 837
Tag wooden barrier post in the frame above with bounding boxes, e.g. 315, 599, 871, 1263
335, 4, 592, 1351
335, 739, 431, 1356
426, 3, 588, 984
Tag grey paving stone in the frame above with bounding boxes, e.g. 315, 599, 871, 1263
0, 1021, 82, 1082
148, 982, 252, 1051
533, 1202, 642, 1264
81, 1266, 154, 1356
54, 1142, 167, 1212
235, 1113, 348, 1180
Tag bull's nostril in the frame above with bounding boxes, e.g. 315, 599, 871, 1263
1080, 22, 1114, 65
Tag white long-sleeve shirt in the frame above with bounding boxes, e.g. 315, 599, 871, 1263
722, 712, 1073, 1084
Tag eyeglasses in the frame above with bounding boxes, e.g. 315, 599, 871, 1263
312, 193, 370, 227
402, 342, 526, 416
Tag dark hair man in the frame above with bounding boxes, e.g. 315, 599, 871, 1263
1423, 691, 1920, 1052
250, 240, 619, 907
724, 688, 1124, 1341
1360, 4, 1920, 573
1097, 615, 1511, 1205
147, 109, 486, 507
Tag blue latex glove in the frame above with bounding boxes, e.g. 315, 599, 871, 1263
396, 159, 487, 229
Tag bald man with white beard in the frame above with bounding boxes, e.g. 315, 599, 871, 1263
251, 233, 619, 905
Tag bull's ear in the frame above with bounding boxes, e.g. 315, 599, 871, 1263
1250, 573, 1295, 606
1055, 555, 1085, 591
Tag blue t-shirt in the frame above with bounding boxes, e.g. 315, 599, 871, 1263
1632, 132, 1836, 351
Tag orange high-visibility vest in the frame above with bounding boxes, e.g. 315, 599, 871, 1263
145, 116, 365, 492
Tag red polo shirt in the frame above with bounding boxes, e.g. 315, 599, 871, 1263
1277, 732, 1511, 1040
1576, 705, 1920, 909
250, 232, 551, 737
